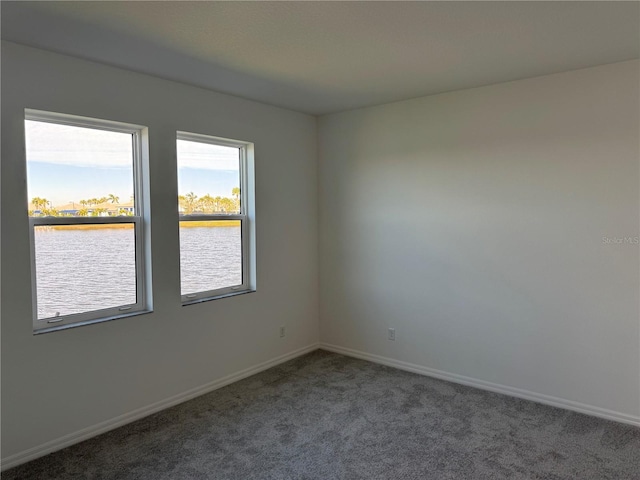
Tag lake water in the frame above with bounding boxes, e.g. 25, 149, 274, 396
33, 226, 241, 319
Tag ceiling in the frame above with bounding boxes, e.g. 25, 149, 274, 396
2, 1, 638, 115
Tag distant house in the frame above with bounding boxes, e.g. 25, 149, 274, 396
110, 202, 135, 215
54, 202, 80, 215
83, 201, 135, 216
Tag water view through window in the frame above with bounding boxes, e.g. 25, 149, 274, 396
177, 137, 244, 297
34, 224, 242, 318
27, 117, 245, 321
26, 118, 142, 321
179, 221, 242, 295
34, 225, 137, 319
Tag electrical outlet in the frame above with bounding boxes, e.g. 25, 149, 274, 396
388, 328, 395, 341
280, 325, 286, 338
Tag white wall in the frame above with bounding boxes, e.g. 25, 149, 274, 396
1, 42, 319, 463
2, 42, 638, 469
318, 61, 640, 423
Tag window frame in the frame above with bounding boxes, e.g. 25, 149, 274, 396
25, 109, 151, 333
176, 131, 254, 305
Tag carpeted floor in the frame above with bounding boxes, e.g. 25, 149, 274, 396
3, 350, 639, 479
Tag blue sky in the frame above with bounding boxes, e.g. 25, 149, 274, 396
25, 120, 239, 206
176, 139, 239, 199
27, 162, 133, 205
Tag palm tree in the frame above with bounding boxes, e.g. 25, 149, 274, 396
108, 194, 119, 204
41, 207, 58, 217
180, 192, 198, 214
219, 197, 234, 213
31, 197, 48, 212
79, 199, 88, 207
200, 194, 215, 213
231, 187, 241, 212
77, 208, 89, 217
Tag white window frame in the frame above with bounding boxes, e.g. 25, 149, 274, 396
177, 131, 255, 305
25, 109, 152, 333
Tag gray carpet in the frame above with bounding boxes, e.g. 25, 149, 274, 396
3, 350, 639, 479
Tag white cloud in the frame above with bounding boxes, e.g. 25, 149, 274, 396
177, 139, 239, 171
25, 121, 239, 172
25, 120, 133, 168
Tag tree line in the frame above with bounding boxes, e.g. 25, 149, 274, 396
30, 188, 241, 217
29, 194, 130, 217
178, 188, 240, 214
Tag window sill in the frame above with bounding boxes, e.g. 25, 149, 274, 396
181, 289, 255, 307
33, 309, 153, 335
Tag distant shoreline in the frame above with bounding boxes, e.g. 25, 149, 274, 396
36, 220, 241, 231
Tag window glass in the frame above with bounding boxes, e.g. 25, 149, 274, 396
179, 220, 242, 296
25, 111, 147, 331
33, 224, 137, 319
176, 133, 250, 302
25, 121, 135, 217
177, 139, 241, 214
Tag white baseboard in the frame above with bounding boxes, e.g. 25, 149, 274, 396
320, 342, 640, 428
4, 341, 636, 471
1, 343, 320, 471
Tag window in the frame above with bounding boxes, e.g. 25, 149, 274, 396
176, 132, 255, 304
25, 109, 151, 333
